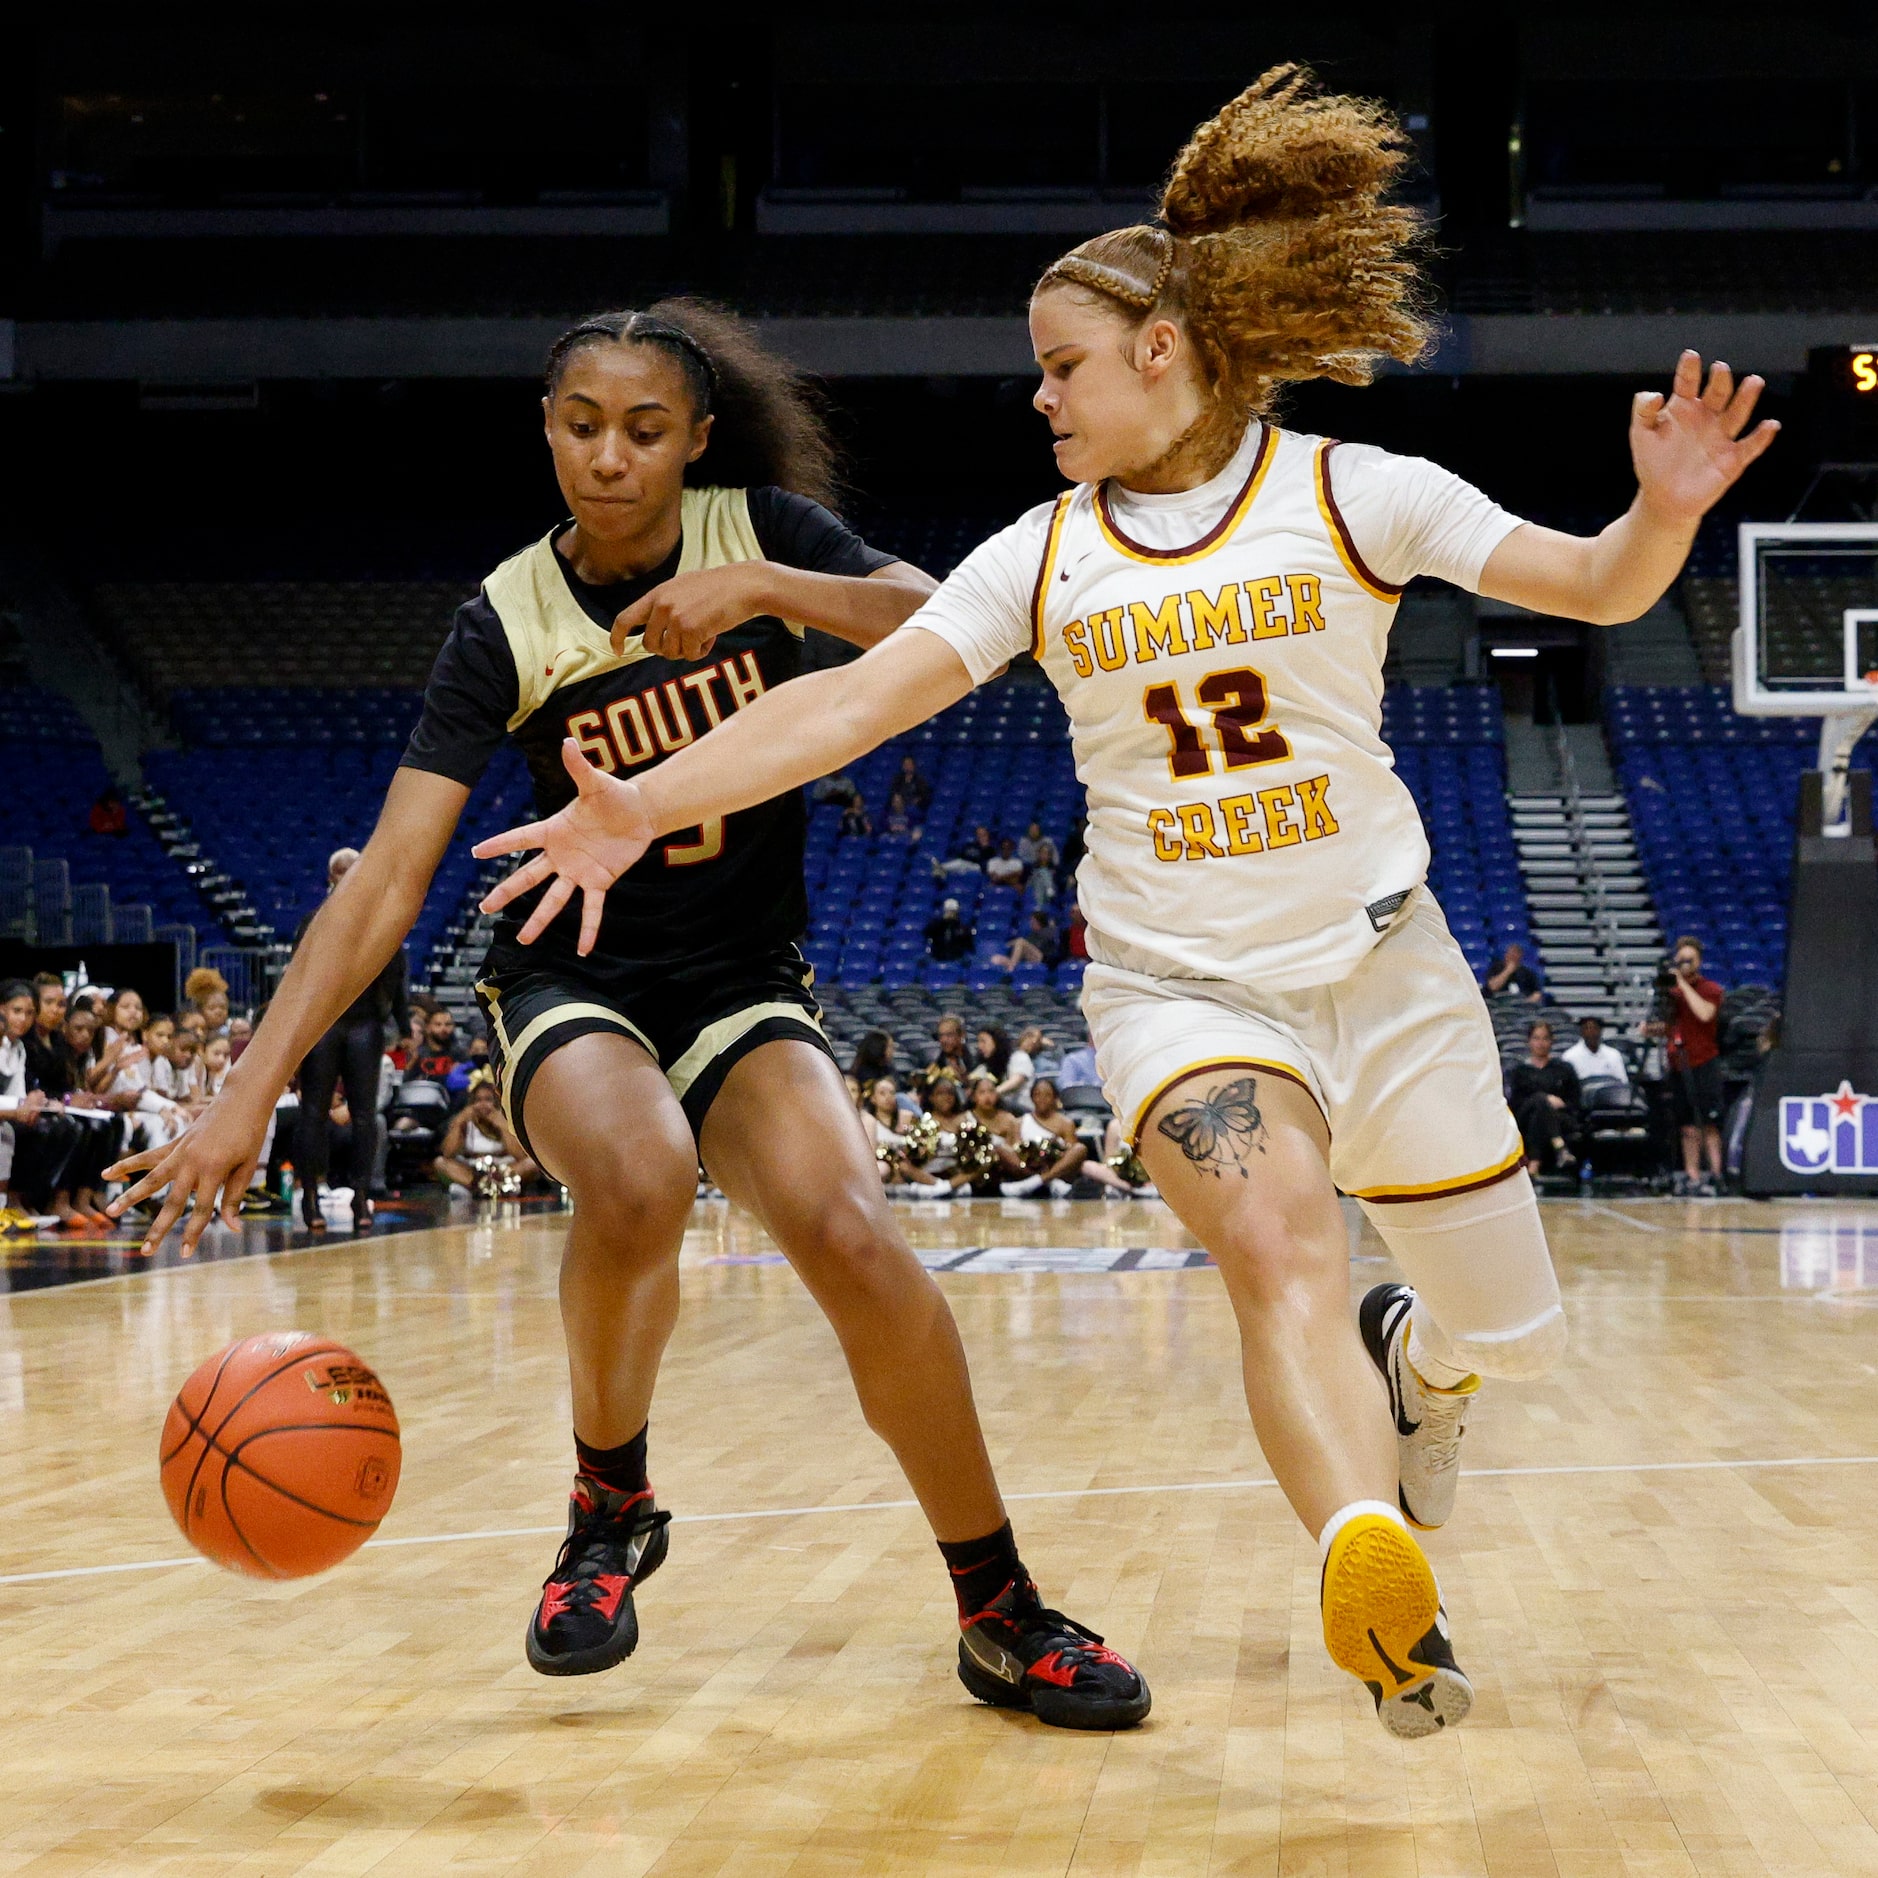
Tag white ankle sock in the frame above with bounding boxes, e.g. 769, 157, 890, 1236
1316, 1498, 1406, 1560
1405, 1318, 1477, 1392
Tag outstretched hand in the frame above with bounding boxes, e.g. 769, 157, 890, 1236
471, 739, 656, 954
1631, 351, 1780, 525
104, 1095, 268, 1257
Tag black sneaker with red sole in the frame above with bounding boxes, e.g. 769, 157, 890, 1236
525, 1480, 672, 1677
957, 1575, 1151, 1730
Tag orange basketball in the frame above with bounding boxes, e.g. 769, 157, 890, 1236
159, 1331, 401, 1579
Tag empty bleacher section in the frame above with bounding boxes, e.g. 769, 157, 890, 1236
0, 685, 210, 953
89, 582, 469, 703
1382, 687, 1533, 986
801, 680, 1080, 995
1606, 685, 1838, 990
142, 724, 531, 978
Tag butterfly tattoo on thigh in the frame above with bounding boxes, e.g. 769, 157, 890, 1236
1155, 1076, 1267, 1178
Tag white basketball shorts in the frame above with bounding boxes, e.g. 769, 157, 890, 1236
1083, 889, 1522, 1204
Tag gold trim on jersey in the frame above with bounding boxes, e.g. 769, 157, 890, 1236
1092, 424, 1277, 568
1128, 1053, 1326, 1147
1029, 492, 1073, 660
1350, 1144, 1524, 1204
483, 486, 796, 733
663, 998, 828, 1100
1312, 441, 1406, 604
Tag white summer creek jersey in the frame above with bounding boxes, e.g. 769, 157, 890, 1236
910, 421, 1524, 991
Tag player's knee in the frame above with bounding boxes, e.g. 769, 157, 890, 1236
1449, 1304, 1568, 1382
791, 1196, 900, 1302
568, 1148, 694, 1253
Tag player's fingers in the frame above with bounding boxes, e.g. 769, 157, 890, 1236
565, 737, 609, 794
1701, 360, 1733, 409
103, 1141, 163, 1185
1737, 418, 1781, 465
1632, 389, 1666, 429
610, 592, 654, 654
471, 819, 549, 861
1722, 373, 1764, 437
1672, 348, 1702, 400
220, 1157, 260, 1232
177, 1179, 220, 1258
515, 874, 575, 946
138, 1180, 189, 1257
680, 626, 718, 662
478, 851, 554, 912
578, 883, 605, 957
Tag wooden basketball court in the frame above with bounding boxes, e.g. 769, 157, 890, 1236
2, 1194, 1875, 1875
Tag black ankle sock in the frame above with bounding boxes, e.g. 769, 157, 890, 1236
574, 1424, 649, 1497
939, 1520, 1030, 1619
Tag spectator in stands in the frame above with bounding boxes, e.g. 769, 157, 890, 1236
1506, 1021, 1580, 1177
1056, 1037, 1099, 1092
839, 797, 873, 839
197, 1035, 232, 1105
985, 838, 1026, 887
860, 1076, 912, 1173
895, 754, 931, 814
923, 897, 975, 963
1562, 1015, 1628, 1089
408, 1006, 469, 1086
1028, 1078, 1136, 1196
227, 1014, 254, 1058
1655, 934, 1726, 1196
88, 786, 128, 837
1026, 838, 1060, 912
1064, 892, 1089, 963
881, 791, 919, 840
389, 999, 432, 1074
33, 993, 116, 1228
850, 1027, 898, 1090
0, 981, 45, 1232
812, 769, 860, 808
184, 967, 231, 1037
935, 823, 996, 879
971, 1025, 1011, 1093
999, 1028, 1040, 1110
294, 846, 410, 1233
925, 1013, 971, 1087
434, 1076, 540, 1196
91, 988, 181, 1156
166, 1029, 202, 1104
1017, 820, 1046, 867
993, 907, 1059, 970
1484, 942, 1542, 1003
174, 1009, 207, 1045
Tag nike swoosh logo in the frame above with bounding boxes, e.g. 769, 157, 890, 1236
1370, 1627, 1415, 1688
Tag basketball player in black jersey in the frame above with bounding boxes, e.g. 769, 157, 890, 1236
109, 302, 1148, 1731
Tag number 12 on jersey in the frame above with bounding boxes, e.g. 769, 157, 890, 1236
1143, 666, 1292, 780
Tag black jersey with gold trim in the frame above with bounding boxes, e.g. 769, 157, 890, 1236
401, 485, 895, 980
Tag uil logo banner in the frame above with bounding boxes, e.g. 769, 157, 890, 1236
1779, 1082, 1878, 1174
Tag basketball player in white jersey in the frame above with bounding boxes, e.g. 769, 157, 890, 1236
470, 67, 1778, 1735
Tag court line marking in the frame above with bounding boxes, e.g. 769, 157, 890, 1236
1576, 1202, 1668, 1233
6, 1452, 1878, 1589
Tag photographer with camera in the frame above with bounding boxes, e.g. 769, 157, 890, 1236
1646, 935, 1726, 1195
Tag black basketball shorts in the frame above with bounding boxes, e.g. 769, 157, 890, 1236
475, 942, 831, 1167
1669, 1057, 1724, 1129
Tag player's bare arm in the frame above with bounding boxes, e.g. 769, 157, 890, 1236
474, 625, 974, 954
1478, 351, 1779, 626
615, 559, 937, 662
105, 767, 470, 1251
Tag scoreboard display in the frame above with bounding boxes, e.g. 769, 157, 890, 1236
1806, 346, 1878, 456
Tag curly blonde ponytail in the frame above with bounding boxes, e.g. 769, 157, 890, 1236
1035, 64, 1433, 455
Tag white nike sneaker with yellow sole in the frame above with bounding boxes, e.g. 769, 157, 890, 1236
1319, 1507, 1473, 1739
